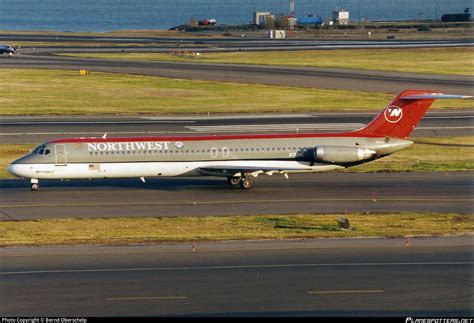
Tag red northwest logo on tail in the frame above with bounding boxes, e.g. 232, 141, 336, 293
384, 105, 403, 123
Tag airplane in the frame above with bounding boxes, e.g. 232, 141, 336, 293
8, 89, 472, 190
0, 44, 16, 55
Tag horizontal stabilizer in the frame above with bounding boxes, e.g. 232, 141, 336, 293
401, 94, 473, 100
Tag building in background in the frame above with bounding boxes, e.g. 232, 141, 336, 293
267, 30, 286, 39
253, 12, 274, 26
298, 15, 323, 27
332, 10, 350, 25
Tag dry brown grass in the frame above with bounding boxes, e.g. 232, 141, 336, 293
1, 213, 472, 247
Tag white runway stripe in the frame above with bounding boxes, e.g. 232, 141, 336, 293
187, 123, 365, 132
142, 114, 313, 120
1, 262, 471, 276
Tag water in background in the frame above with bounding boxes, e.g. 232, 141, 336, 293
0, 0, 471, 32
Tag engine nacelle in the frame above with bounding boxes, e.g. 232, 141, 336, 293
314, 146, 376, 163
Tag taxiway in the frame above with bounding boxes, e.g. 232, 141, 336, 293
0, 172, 472, 220
0, 110, 472, 143
0, 236, 472, 316
3, 55, 473, 95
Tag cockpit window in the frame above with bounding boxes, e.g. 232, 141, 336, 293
44, 149, 51, 155
32, 144, 46, 154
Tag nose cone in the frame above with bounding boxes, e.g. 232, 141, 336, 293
8, 162, 18, 177
8, 156, 34, 178
8, 161, 25, 178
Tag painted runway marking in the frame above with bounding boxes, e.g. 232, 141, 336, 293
186, 123, 365, 132
308, 289, 384, 295
416, 126, 474, 130
0, 131, 194, 136
0, 126, 471, 136
142, 114, 313, 120
106, 296, 187, 301
424, 116, 474, 119
1, 262, 472, 276
1, 198, 471, 208
0, 121, 196, 125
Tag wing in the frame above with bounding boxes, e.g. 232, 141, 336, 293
198, 164, 314, 178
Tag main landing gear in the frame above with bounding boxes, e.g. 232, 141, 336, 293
239, 177, 253, 189
226, 177, 240, 186
30, 179, 39, 191
226, 176, 253, 189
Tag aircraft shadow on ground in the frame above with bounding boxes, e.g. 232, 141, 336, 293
0, 176, 433, 192
0, 178, 232, 191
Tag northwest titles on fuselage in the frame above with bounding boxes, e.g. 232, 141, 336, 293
87, 141, 172, 152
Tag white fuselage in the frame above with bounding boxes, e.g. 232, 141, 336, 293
8, 160, 341, 180
8, 134, 413, 183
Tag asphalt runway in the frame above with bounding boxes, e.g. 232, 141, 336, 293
3, 54, 473, 95
4, 33, 472, 49
20, 39, 474, 54
1, 110, 472, 143
1, 35, 472, 97
0, 172, 472, 220
1, 236, 472, 316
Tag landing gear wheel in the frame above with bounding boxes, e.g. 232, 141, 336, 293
227, 177, 240, 186
31, 183, 39, 191
239, 178, 253, 189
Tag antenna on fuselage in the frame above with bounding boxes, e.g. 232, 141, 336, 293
102, 133, 107, 139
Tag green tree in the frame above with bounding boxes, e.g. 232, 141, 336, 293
189, 18, 198, 28
264, 16, 276, 30
275, 13, 289, 29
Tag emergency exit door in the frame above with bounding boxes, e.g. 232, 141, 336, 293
55, 144, 67, 165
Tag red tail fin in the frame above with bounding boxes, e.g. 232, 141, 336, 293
355, 90, 472, 139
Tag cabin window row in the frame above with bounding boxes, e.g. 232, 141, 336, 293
88, 147, 310, 155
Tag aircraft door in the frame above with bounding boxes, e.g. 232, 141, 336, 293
55, 144, 67, 165
211, 147, 218, 158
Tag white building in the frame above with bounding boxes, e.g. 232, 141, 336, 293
267, 30, 286, 39
253, 12, 274, 26
332, 10, 350, 25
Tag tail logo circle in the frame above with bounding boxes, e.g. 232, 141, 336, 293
384, 105, 403, 123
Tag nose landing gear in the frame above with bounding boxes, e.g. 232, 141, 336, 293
30, 179, 39, 191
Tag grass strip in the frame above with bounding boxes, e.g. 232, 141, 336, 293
61, 47, 474, 76
349, 136, 474, 172
0, 69, 471, 116
1, 137, 472, 179
0, 213, 472, 247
